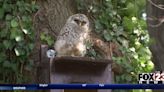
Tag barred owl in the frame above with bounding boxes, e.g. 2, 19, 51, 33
54, 14, 90, 57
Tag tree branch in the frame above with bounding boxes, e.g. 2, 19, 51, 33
147, 0, 164, 10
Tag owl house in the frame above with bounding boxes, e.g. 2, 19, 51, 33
37, 45, 122, 92
51, 57, 113, 92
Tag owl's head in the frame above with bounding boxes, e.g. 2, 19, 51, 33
67, 14, 90, 32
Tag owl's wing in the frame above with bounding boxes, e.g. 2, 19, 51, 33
57, 23, 80, 41
58, 24, 70, 38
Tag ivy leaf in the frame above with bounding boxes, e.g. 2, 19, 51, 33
10, 28, 23, 41
25, 60, 34, 71
6, 14, 13, 21
47, 39, 54, 46
3, 3, 12, 12
3, 40, 12, 49
46, 36, 54, 46
0, 53, 6, 62
0, 28, 8, 38
103, 32, 111, 41
123, 17, 134, 31
95, 20, 103, 31
11, 19, 18, 27
146, 61, 154, 71
22, 16, 29, 22
126, 3, 138, 16
25, 5, 32, 13
3, 61, 12, 68
11, 63, 18, 72
14, 48, 20, 56
31, 3, 39, 12
139, 19, 146, 29
136, 0, 146, 9
90, 49, 97, 57
3, 61, 17, 72
115, 76, 120, 83
28, 43, 34, 51
40, 33, 46, 40
10, 28, 19, 39
18, 7, 25, 13
14, 47, 25, 56
0, 8, 4, 19
15, 36, 23, 42
125, 75, 132, 82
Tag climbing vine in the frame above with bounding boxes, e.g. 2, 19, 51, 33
76, 0, 153, 86
0, 1, 154, 91
0, 0, 38, 83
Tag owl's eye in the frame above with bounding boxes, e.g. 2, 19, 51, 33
81, 21, 87, 26
74, 19, 80, 24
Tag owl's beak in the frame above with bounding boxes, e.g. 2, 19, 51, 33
79, 22, 82, 26
76, 21, 81, 26
74, 20, 83, 26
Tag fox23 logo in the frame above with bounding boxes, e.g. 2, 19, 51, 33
138, 71, 164, 81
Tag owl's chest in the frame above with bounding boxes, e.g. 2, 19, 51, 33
59, 24, 88, 42
72, 32, 87, 43
64, 28, 86, 40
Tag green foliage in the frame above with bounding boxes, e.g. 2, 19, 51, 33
40, 32, 55, 46
0, 0, 38, 83
76, 0, 153, 86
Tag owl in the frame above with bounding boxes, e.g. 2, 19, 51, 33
54, 14, 90, 57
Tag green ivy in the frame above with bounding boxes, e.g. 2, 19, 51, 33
76, 0, 153, 86
0, 0, 38, 83
40, 32, 55, 46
